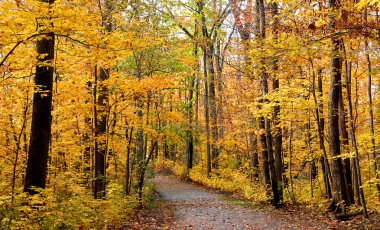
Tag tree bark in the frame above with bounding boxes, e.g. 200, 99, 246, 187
24, 0, 55, 193
187, 41, 198, 170
328, 35, 348, 212
288, 119, 296, 203
206, 46, 218, 169
94, 66, 109, 199
125, 127, 133, 195
338, 84, 355, 205
271, 2, 283, 201
258, 0, 279, 205
93, 0, 113, 199
199, 0, 212, 177
310, 65, 332, 198
203, 51, 212, 177
344, 41, 368, 217
365, 39, 380, 199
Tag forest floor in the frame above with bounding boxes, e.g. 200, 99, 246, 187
124, 174, 380, 229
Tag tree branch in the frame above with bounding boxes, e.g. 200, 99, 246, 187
164, 5, 194, 39
0, 34, 40, 68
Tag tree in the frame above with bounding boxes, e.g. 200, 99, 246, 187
257, 0, 280, 205
93, 0, 113, 199
327, 0, 349, 212
24, 0, 55, 194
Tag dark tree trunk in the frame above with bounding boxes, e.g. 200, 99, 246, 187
327, 0, 351, 213
317, 69, 332, 198
266, 115, 280, 205
339, 39, 354, 206
215, 39, 224, 156
138, 141, 157, 207
198, 0, 212, 177
343, 42, 368, 216
82, 81, 92, 186
203, 50, 212, 177
365, 38, 380, 199
328, 36, 349, 212
94, 67, 109, 199
135, 102, 145, 161
206, 46, 218, 169
187, 43, 198, 170
259, 115, 271, 191
93, 0, 113, 199
338, 88, 355, 205
24, 8, 55, 193
271, 2, 283, 201
258, 0, 279, 205
200, 0, 218, 170
125, 127, 133, 195
257, 0, 270, 197
163, 137, 169, 159
309, 66, 332, 198
248, 125, 259, 181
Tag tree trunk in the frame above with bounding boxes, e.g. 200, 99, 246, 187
135, 101, 144, 158
199, 0, 212, 177
288, 119, 296, 203
257, 0, 270, 196
138, 141, 157, 208
338, 87, 355, 205
83, 81, 93, 185
187, 43, 198, 170
258, 0, 279, 205
203, 51, 212, 177
271, 2, 283, 201
215, 39, 224, 156
344, 41, 368, 217
310, 64, 332, 198
206, 46, 218, 169
24, 1, 55, 193
249, 123, 259, 181
328, 36, 348, 212
94, 66, 109, 199
365, 39, 380, 199
307, 114, 315, 198
93, 0, 113, 199
125, 127, 133, 195
259, 115, 271, 192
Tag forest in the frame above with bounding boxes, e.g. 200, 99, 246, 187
1, 0, 380, 228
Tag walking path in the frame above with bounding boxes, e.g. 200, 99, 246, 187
151, 175, 328, 229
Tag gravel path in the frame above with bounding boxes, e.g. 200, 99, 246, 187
151, 175, 326, 230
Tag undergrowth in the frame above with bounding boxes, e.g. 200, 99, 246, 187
155, 159, 267, 204
0, 180, 155, 229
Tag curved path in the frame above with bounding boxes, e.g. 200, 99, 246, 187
151, 175, 327, 230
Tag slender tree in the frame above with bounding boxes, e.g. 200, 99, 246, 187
258, 0, 279, 205
271, 1, 283, 201
93, 0, 113, 199
364, 12, 380, 198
